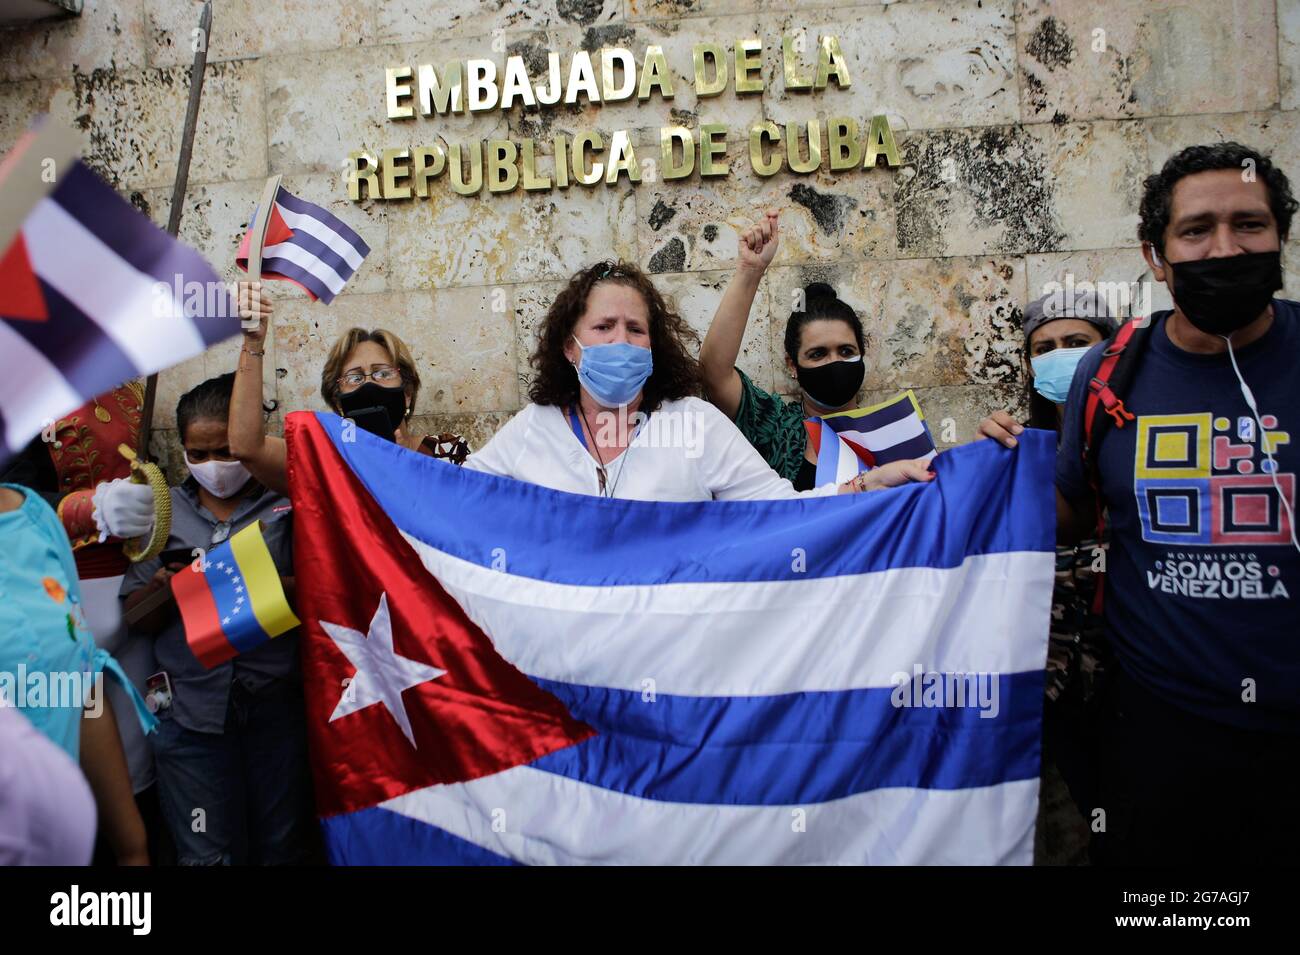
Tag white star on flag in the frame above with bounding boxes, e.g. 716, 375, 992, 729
319, 592, 446, 748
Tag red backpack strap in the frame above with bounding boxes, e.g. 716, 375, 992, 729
1078, 317, 1150, 615
1082, 319, 1139, 439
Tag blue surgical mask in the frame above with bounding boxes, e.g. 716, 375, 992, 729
1030, 346, 1091, 405
572, 336, 653, 407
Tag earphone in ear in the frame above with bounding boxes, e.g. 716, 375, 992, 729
1150, 246, 1163, 267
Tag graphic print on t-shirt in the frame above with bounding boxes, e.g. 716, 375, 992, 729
1135, 410, 1293, 599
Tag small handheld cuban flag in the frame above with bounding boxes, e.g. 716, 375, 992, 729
236, 185, 370, 304
806, 419, 869, 485
806, 389, 938, 484
170, 521, 301, 669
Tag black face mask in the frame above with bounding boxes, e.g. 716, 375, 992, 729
338, 381, 408, 440
795, 358, 865, 410
1167, 250, 1283, 336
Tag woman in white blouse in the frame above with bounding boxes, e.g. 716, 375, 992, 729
466, 261, 934, 501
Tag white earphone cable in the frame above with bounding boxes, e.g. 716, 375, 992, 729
1221, 334, 1300, 554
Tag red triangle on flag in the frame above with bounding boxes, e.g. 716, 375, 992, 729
803, 419, 821, 456
235, 200, 295, 267
0, 233, 49, 322
264, 202, 294, 246
842, 437, 877, 468
288, 412, 595, 817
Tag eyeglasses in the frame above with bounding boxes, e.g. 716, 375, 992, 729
337, 366, 402, 390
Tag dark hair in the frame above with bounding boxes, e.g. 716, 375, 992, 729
784, 282, 865, 363
177, 372, 236, 442
528, 260, 702, 413
1021, 320, 1109, 432
1024, 378, 1060, 432
1138, 142, 1298, 254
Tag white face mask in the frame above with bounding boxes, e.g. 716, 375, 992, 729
187, 458, 252, 499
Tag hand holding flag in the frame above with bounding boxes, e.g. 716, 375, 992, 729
237, 280, 272, 342
236, 183, 370, 304
170, 520, 300, 669
806, 389, 939, 485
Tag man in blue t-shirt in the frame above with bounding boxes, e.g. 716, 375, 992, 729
981, 142, 1299, 865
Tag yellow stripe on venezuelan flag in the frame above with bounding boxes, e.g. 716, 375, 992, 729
228, 521, 301, 638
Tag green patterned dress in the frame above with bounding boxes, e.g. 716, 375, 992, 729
732, 368, 809, 483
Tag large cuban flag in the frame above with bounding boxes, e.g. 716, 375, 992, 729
287, 411, 1055, 865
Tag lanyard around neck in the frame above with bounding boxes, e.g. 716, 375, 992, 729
567, 404, 587, 449
568, 404, 646, 452
568, 404, 647, 498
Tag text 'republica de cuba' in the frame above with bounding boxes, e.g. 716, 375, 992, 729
347, 34, 903, 200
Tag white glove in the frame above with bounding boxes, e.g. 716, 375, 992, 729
92, 478, 156, 543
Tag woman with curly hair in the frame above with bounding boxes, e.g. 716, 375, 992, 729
465, 260, 932, 500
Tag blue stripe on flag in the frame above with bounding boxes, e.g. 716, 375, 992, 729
204, 546, 266, 653
259, 256, 335, 303
872, 430, 938, 465
274, 229, 356, 283
826, 392, 918, 430
321, 807, 519, 866
274, 189, 371, 256
527, 672, 1042, 804
309, 411, 1055, 586
48, 164, 238, 345
813, 419, 841, 487
2, 280, 138, 395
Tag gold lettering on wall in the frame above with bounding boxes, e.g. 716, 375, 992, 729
354, 37, 905, 199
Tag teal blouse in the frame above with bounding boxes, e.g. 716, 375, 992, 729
0, 485, 155, 760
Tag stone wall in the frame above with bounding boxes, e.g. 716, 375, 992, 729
2, 0, 1298, 476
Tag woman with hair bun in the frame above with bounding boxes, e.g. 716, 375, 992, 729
700, 211, 875, 491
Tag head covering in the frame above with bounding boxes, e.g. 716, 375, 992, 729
1022, 287, 1119, 345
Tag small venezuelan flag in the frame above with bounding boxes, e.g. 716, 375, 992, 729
170, 521, 300, 669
